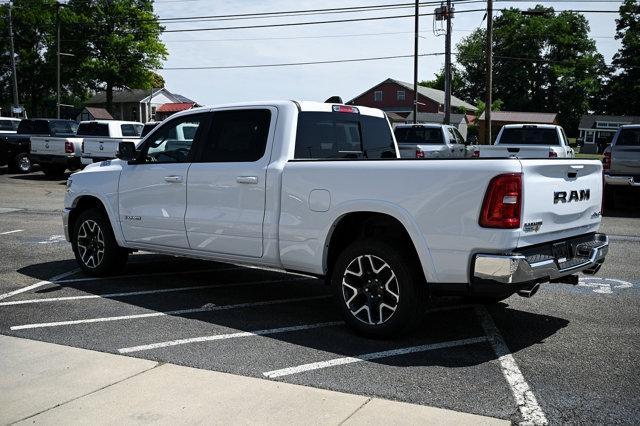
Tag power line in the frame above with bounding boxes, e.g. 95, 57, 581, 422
161, 52, 445, 70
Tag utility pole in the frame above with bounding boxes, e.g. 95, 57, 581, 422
56, 2, 61, 119
444, 0, 452, 125
7, 1, 20, 117
412, 0, 419, 124
484, 0, 493, 144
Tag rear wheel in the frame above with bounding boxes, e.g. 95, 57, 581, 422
9, 153, 32, 174
331, 239, 426, 338
72, 208, 128, 276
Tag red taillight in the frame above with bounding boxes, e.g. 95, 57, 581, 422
603, 150, 611, 172
472, 149, 480, 158
479, 173, 522, 229
65, 141, 74, 154
332, 105, 359, 113
548, 151, 558, 158
416, 149, 425, 158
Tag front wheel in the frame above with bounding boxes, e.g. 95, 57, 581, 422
331, 239, 427, 338
72, 208, 128, 276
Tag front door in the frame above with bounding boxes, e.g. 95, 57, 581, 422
185, 108, 275, 258
118, 113, 210, 249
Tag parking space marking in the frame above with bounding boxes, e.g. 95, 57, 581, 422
10, 295, 331, 330
118, 321, 343, 354
0, 277, 313, 306
578, 277, 634, 294
262, 336, 488, 379
476, 306, 548, 425
0, 269, 80, 301
0, 229, 23, 235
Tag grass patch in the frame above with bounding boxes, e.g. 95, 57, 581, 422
576, 153, 604, 160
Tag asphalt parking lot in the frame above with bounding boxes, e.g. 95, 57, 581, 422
0, 167, 638, 424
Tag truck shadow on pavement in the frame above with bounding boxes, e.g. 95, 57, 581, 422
604, 188, 640, 218
15, 255, 569, 372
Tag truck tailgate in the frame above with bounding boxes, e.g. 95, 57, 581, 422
30, 137, 66, 156
611, 145, 640, 176
481, 145, 557, 158
518, 159, 602, 246
83, 138, 139, 159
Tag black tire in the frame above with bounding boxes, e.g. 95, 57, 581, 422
10, 152, 32, 174
331, 239, 427, 338
41, 164, 66, 177
71, 208, 128, 276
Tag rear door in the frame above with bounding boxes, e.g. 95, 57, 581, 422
611, 127, 640, 176
185, 108, 275, 257
518, 159, 603, 246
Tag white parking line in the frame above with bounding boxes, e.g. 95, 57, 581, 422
0, 277, 312, 306
0, 269, 80, 301
0, 229, 23, 235
475, 306, 548, 425
10, 295, 331, 330
262, 336, 488, 379
118, 321, 343, 354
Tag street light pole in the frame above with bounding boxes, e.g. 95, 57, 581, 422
484, 0, 493, 144
413, 0, 419, 124
7, 1, 20, 117
444, 0, 452, 125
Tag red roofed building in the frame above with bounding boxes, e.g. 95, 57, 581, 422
155, 102, 199, 121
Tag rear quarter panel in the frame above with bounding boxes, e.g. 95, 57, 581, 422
279, 159, 523, 283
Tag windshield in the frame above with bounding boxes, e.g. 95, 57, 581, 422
394, 127, 444, 144
498, 127, 559, 145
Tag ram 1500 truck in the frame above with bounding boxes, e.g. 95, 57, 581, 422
479, 124, 575, 159
80, 120, 144, 165
63, 101, 608, 337
394, 123, 470, 159
1, 119, 77, 174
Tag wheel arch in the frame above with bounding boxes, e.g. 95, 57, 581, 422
322, 202, 436, 283
68, 194, 124, 246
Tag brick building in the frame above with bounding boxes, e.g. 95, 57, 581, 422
347, 78, 476, 117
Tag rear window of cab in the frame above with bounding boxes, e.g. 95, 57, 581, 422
294, 112, 396, 160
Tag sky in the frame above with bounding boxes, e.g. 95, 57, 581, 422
154, 0, 624, 105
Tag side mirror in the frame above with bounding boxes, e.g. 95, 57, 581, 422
117, 141, 137, 162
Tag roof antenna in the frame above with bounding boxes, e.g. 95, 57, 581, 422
325, 96, 343, 104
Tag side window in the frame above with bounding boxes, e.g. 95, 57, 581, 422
142, 114, 206, 163
198, 109, 271, 162
450, 127, 465, 144
0, 120, 13, 131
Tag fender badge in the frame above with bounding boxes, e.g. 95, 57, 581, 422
523, 221, 543, 232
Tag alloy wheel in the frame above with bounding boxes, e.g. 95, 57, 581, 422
18, 155, 31, 173
76, 220, 105, 268
341, 254, 400, 325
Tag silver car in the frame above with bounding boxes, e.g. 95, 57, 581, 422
603, 124, 640, 206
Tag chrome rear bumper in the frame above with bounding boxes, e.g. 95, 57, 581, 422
473, 233, 608, 285
605, 174, 640, 187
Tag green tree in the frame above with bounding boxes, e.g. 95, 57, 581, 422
64, 0, 167, 114
419, 65, 464, 94
473, 99, 503, 125
0, 0, 58, 117
454, 6, 606, 135
607, 0, 640, 115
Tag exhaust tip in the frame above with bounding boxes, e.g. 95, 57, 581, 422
517, 283, 540, 298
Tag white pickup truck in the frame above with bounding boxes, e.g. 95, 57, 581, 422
80, 120, 143, 165
479, 124, 575, 159
63, 101, 608, 337
394, 123, 470, 158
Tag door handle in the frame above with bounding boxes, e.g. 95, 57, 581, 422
236, 176, 258, 184
164, 175, 183, 183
